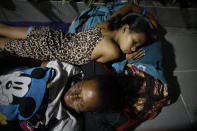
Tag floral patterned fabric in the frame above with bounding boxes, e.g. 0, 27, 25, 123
124, 64, 170, 120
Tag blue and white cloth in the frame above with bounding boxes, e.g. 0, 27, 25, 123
0, 67, 55, 121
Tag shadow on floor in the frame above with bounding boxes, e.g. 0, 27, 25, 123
157, 24, 181, 104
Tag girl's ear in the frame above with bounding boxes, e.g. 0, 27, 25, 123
121, 24, 130, 33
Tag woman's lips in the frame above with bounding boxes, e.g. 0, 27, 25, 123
64, 94, 72, 106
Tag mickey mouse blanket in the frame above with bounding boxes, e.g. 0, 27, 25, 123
0, 67, 55, 123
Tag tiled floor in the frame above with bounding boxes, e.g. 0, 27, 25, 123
136, 27, 197, 131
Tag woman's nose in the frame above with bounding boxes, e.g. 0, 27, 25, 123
72, 93, 79, 99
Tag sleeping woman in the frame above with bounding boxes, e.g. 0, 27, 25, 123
0, 60, 170, 131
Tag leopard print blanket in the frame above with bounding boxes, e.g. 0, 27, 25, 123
3, 26, 103, 65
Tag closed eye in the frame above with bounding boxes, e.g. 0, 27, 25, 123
79, 100, 85, 107
75, 86, 82, 94
76, 99, 84, 109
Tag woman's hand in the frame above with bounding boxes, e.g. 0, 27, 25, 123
126, 49, 145, 60
41, 61, 49, 66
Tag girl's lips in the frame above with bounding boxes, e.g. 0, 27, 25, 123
124, 50, 132, 54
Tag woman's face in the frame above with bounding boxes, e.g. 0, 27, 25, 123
118, 25, 147, 54
64, 79, 100, 112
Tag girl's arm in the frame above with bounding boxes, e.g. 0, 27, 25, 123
97, 3, 157, 29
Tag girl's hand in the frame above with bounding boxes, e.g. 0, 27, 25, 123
126, 49, 145, 60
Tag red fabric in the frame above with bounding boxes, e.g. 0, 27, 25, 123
116, 108, 139, 131
101, 63, 116, 73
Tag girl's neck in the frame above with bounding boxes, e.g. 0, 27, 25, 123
101, 28, 118, 41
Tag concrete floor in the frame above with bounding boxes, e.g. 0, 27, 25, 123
0, 0, 197, 131
135, 27, 197, 131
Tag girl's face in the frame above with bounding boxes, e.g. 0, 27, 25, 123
118, 25, 147, 54
64, 80, 100, 112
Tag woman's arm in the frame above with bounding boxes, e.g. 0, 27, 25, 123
97, 3, 157, 29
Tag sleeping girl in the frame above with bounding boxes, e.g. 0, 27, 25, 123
0, 2, 157, 65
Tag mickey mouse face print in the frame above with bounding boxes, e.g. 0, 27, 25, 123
0, 71, 31, 105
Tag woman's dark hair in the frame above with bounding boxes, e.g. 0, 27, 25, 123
88, 74, 144, 113
108, 15, 157, 42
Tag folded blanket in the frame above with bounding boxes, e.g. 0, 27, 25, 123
68, 1, 128, 33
